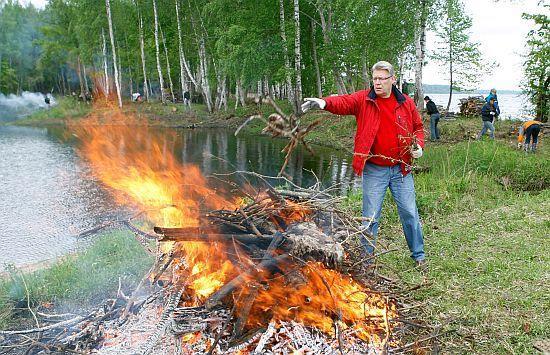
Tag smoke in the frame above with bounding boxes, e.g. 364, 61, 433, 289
0, 91, 57, 122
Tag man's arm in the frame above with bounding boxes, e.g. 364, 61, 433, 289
323, 91, 365, 116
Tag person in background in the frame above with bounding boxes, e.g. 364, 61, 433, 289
485, 88, 500, 114
183, 91, 191, 108
478, 98, 498, 140
301, 61, 427, 270
517, 119, 542, 152
424, 96, 440, 141
44, 93, 50, 106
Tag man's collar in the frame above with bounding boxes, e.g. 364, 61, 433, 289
368, 85, 406, 103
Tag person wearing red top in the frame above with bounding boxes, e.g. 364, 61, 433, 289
301, 61, 426, 270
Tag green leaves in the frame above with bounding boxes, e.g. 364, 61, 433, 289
522, 7, 549, 122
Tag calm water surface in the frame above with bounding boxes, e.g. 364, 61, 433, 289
0, 125, 355, 267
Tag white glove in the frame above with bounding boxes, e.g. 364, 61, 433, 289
411, 146, 423, 159
301, 97, 326, 113
490, 111, 495, 115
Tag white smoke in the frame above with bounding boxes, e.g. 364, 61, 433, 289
0, 91, 57, 121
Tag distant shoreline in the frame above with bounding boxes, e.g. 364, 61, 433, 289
422, 84, 523, 95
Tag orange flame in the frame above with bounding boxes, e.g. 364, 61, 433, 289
250, 262, 397, 344
74, 107, 396, 348
72, 109, 238, 303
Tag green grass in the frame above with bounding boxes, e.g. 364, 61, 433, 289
342, 138, 549, 353
0, 230, 154, 329
14, 97, 92, 125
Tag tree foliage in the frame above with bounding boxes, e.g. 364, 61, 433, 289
0, 0, 486, 111
522, 5, 549, 122
431, 0, 485, 111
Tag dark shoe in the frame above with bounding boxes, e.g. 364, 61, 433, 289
415, 259, 428, 273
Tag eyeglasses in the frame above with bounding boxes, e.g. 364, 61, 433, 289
373, 76, 392, 82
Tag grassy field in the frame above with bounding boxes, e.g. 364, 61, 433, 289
0, 231, 153, 330
342, 140, 549, 353
9, 98, 549, 353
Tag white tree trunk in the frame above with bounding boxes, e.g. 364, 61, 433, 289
278, 0, 296, 110
82, 60, 89, 94
153, 0, 165, 103
198, 38, 213, 112
161, 27, 175, 102
317, 4, 347, 95
76, 55, 85, 98
361, 50, 369, 89
106, 0, 122, 107
137, 5, 149, 101
414, 0, 428, 109
293, 0, 302, 111
237, 76, 245, 106
101, 28, 110, 97
311, 19, 322, 97
175, 0, 197, 93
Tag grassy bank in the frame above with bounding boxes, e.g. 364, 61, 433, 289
0, 231, 154, 330
10, 98, 549, 352
13, 97, 92, 126
342, 140, 549, 353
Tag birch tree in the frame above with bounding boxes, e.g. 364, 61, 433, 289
101, 28, 110, 97
414, 0, 428, 109
160, 27, 175, 102
152, 0, 165, 103
105, 0, 122, 107
279, 0, 296, 110
293, 0, 302, 112
522, 10, 549, 122
433, 0, 484, 112
135, 0, 149, 101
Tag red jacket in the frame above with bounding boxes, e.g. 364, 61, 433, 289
324, 86, 424, 176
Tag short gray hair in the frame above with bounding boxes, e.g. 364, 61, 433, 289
372, 61, 395, 76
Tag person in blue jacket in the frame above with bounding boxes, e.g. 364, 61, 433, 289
485, 89, 500, 114
478, 98, 498, 139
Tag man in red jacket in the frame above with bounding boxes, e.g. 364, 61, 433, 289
301, 61, 426, 269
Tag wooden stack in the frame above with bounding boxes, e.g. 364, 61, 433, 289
459, 96, 485, 116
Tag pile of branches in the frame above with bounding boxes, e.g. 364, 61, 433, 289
459, 96, 485, 116
0, 174, 441, 354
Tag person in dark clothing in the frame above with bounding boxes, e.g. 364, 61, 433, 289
44, 94, 50, 106
424, 96, 440, 141
183, 91, 191, 108
518, 119, 542, 152
478, 98, 498, 139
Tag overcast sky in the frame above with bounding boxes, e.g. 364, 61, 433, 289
24, 0, 547, 90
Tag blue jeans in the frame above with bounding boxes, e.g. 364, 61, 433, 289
478, 121, 495, 139
361, 163, 425, 261
430, 113, 440, 140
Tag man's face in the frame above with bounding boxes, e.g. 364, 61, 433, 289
372, 69, 396, 98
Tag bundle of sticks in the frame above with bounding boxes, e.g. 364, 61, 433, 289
459, 96, 485, 116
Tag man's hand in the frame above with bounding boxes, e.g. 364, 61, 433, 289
301, 98, 326, 113
411, 146, 423, 159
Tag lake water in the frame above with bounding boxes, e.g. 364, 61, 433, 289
0, 125, 355, 267
426, 92, 533, 120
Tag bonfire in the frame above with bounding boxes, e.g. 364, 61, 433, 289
0, 102, 436, 354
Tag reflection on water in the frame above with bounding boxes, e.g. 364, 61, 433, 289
0, 125, 356, 267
